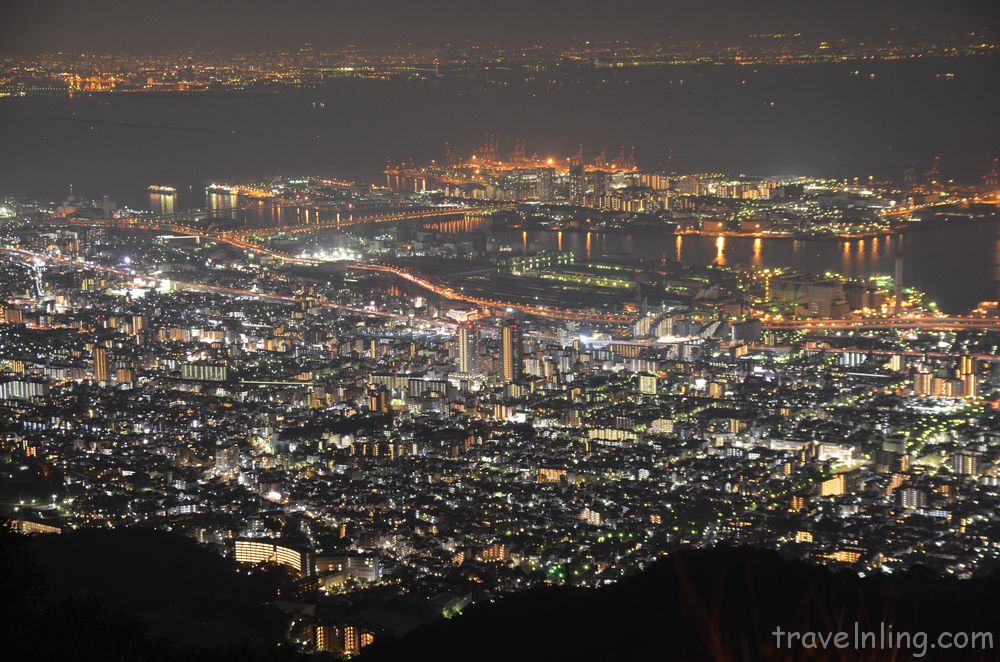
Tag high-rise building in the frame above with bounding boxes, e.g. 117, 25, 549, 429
94, 346, 110, 384
898, 487, 928, 510
215, 444, 240, 474
481, 542, 507, 562
114, 367, 135, 386
537, 168, 555, 202
2, 304, 25, 325
962, 374, 978, 399
457, 322, 479, 373
181, 363, 229, 382
314, 624, 374, 656
234, 538, 314, 576
893, 249, 903, 316
958, 355, 978, 398
888, 354, 905, 372
500, 321, 524, 383
591, 169, 609, 198
959, 354, 975, 377
932, 376, 961, 398
820, 474, 847, 497
0, 380, 48, 401
569, 163, 586, 205
368, 387, 390, 414
951, 451, 981, 476
913, 368, 932, 396
632, 314, 655, 339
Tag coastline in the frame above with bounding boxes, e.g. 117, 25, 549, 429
495, 209, 1000, 242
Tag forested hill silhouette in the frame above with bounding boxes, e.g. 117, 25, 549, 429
0, 526, 307, 661
3, 526, 1000, 661
362, 546, 1000, 662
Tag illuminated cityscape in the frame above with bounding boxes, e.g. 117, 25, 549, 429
2, 31, 997, 97
2, 1, 1000, 660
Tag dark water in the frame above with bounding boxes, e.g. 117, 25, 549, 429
1, 58, 998, 206
474, 223, 1000, 314
1, 57, 997, 311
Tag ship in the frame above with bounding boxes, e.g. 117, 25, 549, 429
206, 183, 273, 198
147, 185, 177, 194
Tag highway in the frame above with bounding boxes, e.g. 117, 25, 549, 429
68, 216, 318, 264
762, 317, 1000, 331
68, 207, 633, 323
350, 262, 1000, 328
351, 263, 636, 323
0, 245, 445, 329
71, 206, 495, 264
5, 246, 999, 367
43, 208, 1000, 329
229, 207, 472, 238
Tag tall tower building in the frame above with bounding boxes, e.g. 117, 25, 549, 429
457, 322, 479, 373
893, 247, 903, 316
94, 346, 110, 384
368, 387, 390, 414
959, 355, 978, 399
570, 163, 586, 205
537, 168, 555, 202
913, 368, 932, 396
591, 170, 609, 198
500, 321, 524, 383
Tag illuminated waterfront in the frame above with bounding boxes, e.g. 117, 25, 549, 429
424, 218, 1000, 313
131, 196, 1000, 314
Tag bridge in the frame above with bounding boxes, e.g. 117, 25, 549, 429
81, 205, 472, 232
229, 207, 475, 239
882, 196, 1000, 219
68, 215, 316, 264
70, 207, 482, 265
150, 204, 490, 239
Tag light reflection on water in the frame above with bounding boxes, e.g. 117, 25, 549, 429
148, 192, 175, 215
145, 194, 998, 313
426, 217, 999, 313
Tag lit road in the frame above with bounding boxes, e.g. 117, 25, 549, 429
0, 246, 460, 330
32, 212, 1000, 329
762, 317, 1000, 331
351, 263, 636, 323
228, 207, 474, 238
65, 212, 636, 323
69, 207, 481, 264
68, 216, 317, 263
6, 245, 1000, 365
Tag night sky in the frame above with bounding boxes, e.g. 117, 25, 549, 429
1, 0, 998, 52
